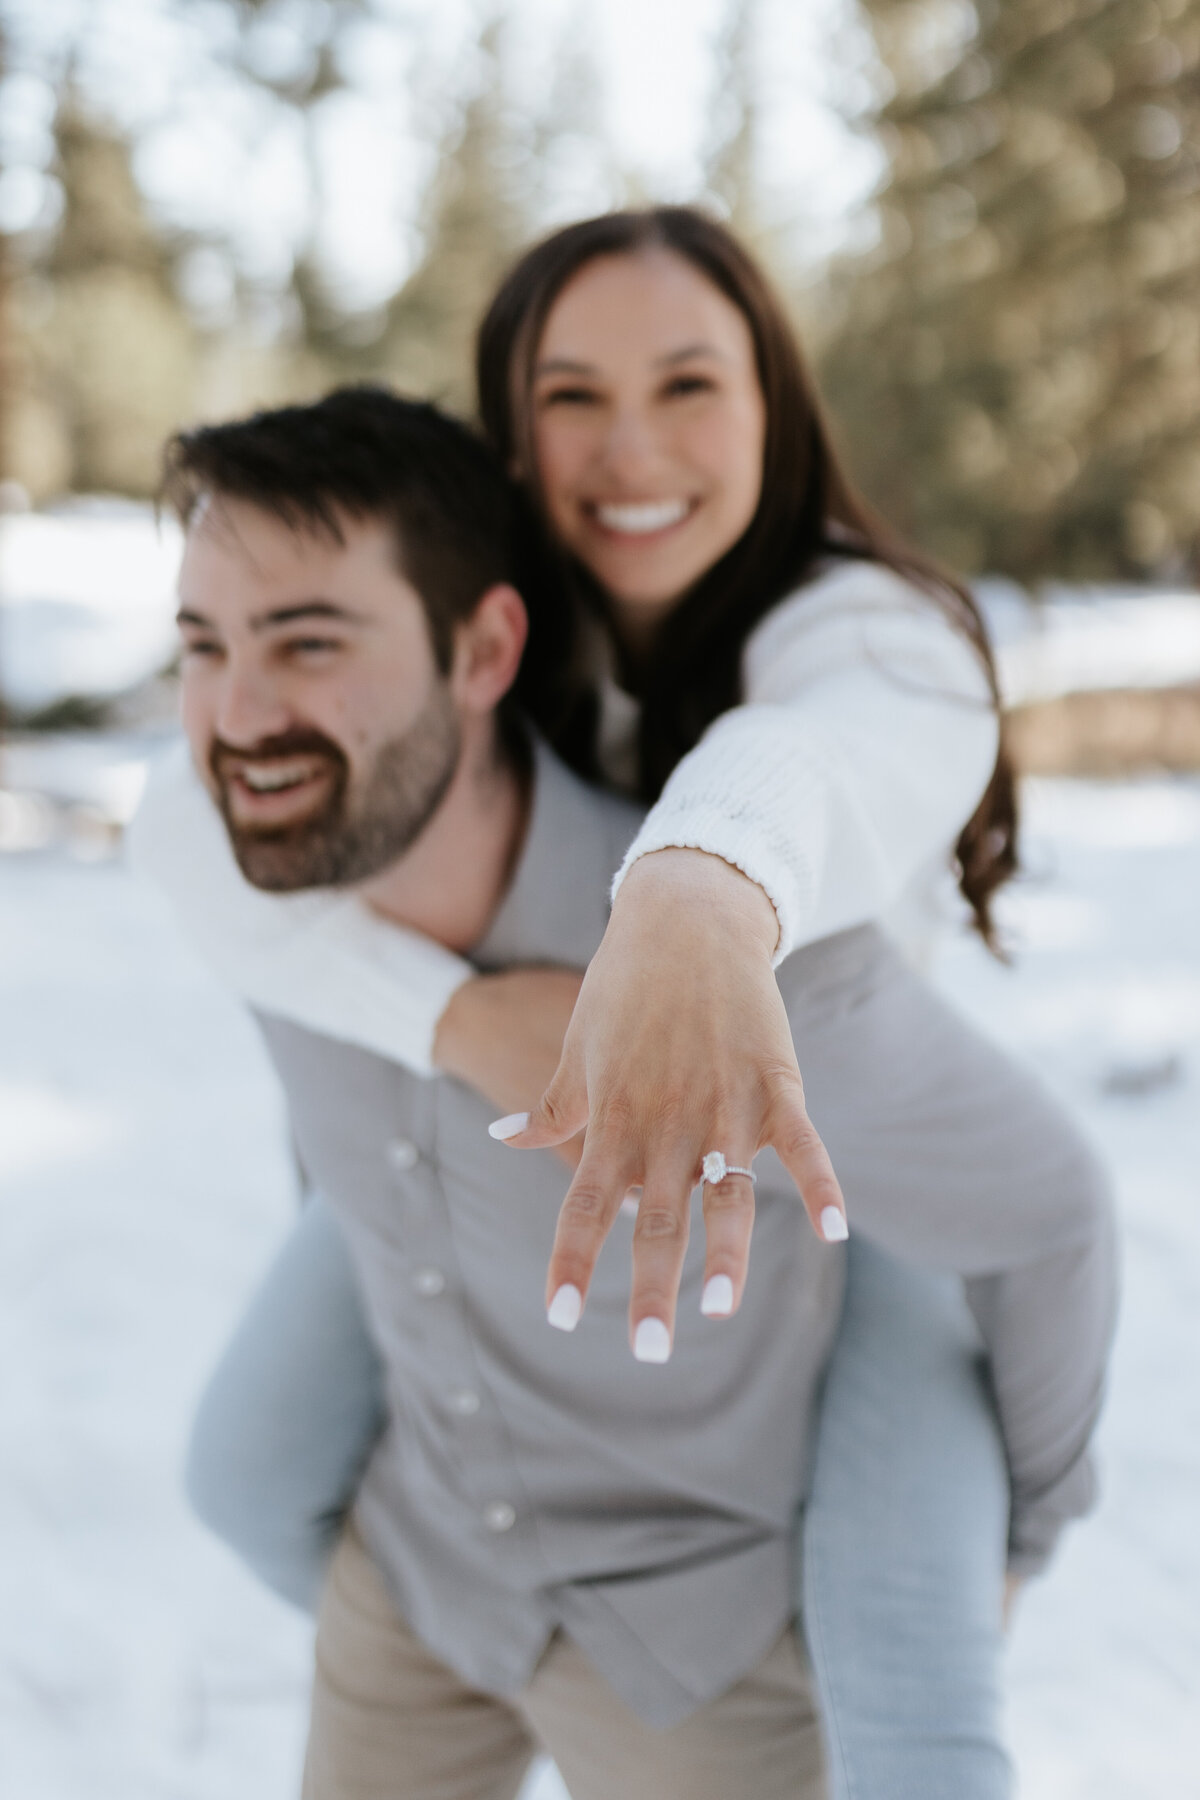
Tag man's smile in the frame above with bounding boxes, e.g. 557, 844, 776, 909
218, 755, 337, 828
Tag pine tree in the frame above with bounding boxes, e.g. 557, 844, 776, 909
819, 0, 1200, 582
227, 0, 370, 368
530, 9, 614, 227
376, 18, 535, 413
7, 89, 199, 497
704, 0, 765, 240
0, 15, 14, 488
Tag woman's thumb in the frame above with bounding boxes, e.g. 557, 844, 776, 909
487, 1057, 589, 1150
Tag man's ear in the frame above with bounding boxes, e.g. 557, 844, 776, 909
451, 584, 529, 715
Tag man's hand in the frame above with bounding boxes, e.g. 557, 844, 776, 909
435, 968, 585, 1170
490, 850, 847, 1360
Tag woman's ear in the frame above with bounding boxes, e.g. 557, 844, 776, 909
451, 584, 529, 715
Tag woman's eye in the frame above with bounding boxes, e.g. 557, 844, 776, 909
663, 374, 714, 398
181, 640, 221, 660
539, 385, 599, 407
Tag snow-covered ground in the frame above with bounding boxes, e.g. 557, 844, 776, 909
2, 761, 1198, 1799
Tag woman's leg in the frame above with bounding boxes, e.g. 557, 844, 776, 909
185, 1193, 386, 1610
800, 1238, 1013, 1800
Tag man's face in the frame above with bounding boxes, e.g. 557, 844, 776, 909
176, 497, 461, 891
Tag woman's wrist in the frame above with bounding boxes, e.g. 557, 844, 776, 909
612, 848, 780, 960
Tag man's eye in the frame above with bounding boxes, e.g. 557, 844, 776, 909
181, 640, 221, 659
287, 639, 341, 656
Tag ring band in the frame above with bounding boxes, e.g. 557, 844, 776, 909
701, 1151, 756, 1186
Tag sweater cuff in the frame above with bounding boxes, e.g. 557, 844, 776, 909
610, 810, 812, 967
607, 708, 835, 966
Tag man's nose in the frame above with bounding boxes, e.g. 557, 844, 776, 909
214, 663, 291, 748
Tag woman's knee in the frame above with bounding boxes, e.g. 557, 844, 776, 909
1018, 1113, 1117, 1280
184, 1368, 336, 1610
183, 1357, 275, 1542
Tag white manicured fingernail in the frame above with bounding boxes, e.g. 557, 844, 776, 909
821, 1205, 849, 1243
488, 1112, 530, 1141
547, 1284, 582, 1332
701, 1274, 735, 1317
634, 1318, 671, 1363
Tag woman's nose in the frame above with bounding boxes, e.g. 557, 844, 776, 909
598, 408, 667, 480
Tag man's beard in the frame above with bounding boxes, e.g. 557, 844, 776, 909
210, 685, 462, 892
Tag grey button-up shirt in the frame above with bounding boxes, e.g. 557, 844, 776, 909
258, 741, 845, 1725
257, 736, 1116, 1725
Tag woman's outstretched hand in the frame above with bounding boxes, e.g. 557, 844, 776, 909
490, 849, 847, 1360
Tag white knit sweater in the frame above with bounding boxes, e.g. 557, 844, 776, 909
129, 560, 999, 1076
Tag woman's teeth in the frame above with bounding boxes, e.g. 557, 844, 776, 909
595, 500, 690, 535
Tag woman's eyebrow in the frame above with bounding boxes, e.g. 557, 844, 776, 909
535, 342, 728, 378
655, 341, 728, 367
534, 356, 597, 377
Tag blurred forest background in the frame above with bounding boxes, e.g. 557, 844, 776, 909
3, 0, 1198, 587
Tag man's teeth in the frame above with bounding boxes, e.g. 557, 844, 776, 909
239, 762, 320, 793
595, 500, 690, 534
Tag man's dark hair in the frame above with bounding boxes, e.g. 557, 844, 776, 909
161, 386, 515, 672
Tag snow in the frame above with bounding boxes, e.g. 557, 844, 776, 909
0, 503, 182, 714
976, 578, 1200, 705
2, 756, 1198, 1797
934, 779, 1200, 1798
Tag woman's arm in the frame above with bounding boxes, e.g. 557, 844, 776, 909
612, 561, 1000, 959
502, 567, 1003, 1353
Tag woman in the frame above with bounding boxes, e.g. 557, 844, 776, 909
141, 208, 1115, 1797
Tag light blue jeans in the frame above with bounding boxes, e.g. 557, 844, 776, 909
186, 1200, 1013, 1798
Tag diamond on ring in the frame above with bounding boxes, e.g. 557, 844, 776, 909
701, 1152, 756, 1186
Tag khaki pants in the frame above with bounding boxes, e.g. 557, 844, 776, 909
302, 1523, 827, 1800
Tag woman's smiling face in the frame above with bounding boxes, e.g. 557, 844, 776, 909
530, 247, 767, 646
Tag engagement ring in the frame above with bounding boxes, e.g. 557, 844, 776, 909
701, 1151, 756, 1186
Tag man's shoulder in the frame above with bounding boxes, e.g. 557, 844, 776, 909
528, 734, 644, 866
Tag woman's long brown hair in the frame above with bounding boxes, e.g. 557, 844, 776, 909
477, 206, 1017, 949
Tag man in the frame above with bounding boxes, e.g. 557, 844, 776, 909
157, 388, 833, 1799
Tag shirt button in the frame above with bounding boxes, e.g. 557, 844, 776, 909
412, 1266, 446, 1297
448, 1387, 482, 1417
386, 1137, 420, 1172
483, 1501, 516, 1533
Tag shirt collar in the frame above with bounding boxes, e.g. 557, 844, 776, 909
473, 735, 642, 972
